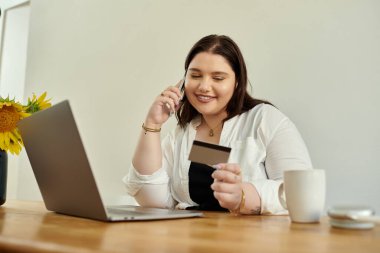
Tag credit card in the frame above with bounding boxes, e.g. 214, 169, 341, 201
188, 140, 231, 166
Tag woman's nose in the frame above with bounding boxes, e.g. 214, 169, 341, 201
198, 77, 211, 92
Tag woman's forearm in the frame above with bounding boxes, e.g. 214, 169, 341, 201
132, 83, 182, 175
132, 122, 163, 175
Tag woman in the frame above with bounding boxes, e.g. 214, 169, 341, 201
123, 35, 312, 215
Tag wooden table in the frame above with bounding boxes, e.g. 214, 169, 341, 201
0, 200, 379, 253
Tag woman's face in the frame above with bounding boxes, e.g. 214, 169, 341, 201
185, 52, 236, 118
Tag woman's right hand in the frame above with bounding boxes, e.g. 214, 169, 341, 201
144, 80, 183, 127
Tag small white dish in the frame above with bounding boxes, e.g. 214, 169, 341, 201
327, 205, 377, 230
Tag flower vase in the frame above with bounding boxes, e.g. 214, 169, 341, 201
0, 149, 7, 206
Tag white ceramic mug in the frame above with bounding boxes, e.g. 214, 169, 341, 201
283, 169, 326, 223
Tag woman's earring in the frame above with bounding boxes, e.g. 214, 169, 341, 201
235, 83, 238, 89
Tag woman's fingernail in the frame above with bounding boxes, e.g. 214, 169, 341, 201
212, 164, 221, 170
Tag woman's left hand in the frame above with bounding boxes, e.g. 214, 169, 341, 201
211, 163, 243, 211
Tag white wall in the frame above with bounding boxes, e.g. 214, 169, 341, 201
10, 0, 380, 211
0, 0, 30, 199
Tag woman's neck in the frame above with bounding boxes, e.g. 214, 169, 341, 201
196, 111, 227, 142
201, 111, 228, 129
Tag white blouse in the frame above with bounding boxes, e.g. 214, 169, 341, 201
123, 104, 312, 214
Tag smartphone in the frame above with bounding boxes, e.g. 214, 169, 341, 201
167, 78, 185, 116
179, 77, 185, 100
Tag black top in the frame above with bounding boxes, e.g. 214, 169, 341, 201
187, 162, 227, 211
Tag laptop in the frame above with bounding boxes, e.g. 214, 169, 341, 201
18, 100, 203, 221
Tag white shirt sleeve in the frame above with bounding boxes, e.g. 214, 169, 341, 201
253, 106, 312, 214
122, 133, 176, 209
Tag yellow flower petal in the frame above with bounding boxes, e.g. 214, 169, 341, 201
9, 131, 19, 144
12, 129, 22, 140
20, 112, 31, 118
4, 132, 10, 147
37, 92, 47, 104
10, 142, 21, 155
0, 133, 5, 150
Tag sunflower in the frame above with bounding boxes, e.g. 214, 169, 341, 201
25, 92, 52, 113
0, 93, 51, 155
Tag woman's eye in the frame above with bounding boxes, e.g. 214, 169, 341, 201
191, 75, 201, 79
213, 77, 224, 81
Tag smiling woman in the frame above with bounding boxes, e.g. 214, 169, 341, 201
184, 52, 236, 127
123, 34, 312, 215
178, 35, 271, 130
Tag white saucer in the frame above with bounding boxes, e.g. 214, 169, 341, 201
329, 217, 375, 230
327, 205, 375, 230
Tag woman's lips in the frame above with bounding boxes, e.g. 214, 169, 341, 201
195, 94, 216, 103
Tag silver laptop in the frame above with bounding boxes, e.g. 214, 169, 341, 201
18, 100, 203, 221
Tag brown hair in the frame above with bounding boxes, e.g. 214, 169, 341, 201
176, 34, 271, 128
